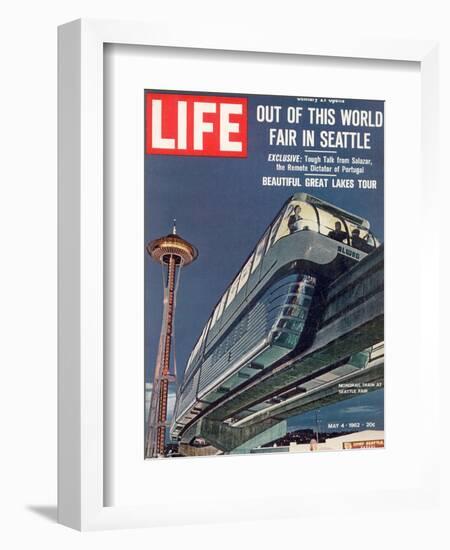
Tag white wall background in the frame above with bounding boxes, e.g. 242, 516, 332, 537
0, 1, 448, 548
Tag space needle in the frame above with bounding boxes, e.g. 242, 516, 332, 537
145, 220, 198, 458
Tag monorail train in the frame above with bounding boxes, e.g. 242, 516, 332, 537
170, 193, 380, 440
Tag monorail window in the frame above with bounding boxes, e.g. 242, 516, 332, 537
202, 319, 211, 346
188, 335, 202, 369
192, 339, 200, 357
345, 220, 375, 252
188, 319, 211, 370
238, 253, 254, 292
281, 319, 304, 331
251, 229, 269, 273
198, 324, 207, 348
216, 291, 228, 321
301, 283, 315, 296
211, 290, 228, 328
266, 212, 284, 252
271, 200, 320, 245
367, 233, 376, 247
282, 299, 311, 316
195, 322, 208, 361
317, 208, 348, 243
211, 302, 221, 327
226, 274, 241, 308
186, 349, 195, 372
274, 330, 298, 349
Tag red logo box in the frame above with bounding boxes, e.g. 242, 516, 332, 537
146, 93, 248, 157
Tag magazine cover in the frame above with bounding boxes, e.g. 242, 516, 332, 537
144, 90, 384, 459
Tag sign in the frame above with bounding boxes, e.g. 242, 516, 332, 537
343, 439, 384, 449
146, 93, 248, 157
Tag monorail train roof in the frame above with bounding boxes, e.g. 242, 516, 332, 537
289, 193, 370, 228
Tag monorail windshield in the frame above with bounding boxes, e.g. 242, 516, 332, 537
270, 197, 379, 253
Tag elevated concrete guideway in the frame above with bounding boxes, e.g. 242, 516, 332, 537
232, 353, 384, 429
180, 245, 384, 454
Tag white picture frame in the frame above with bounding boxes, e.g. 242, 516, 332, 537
58, 18, 440, 531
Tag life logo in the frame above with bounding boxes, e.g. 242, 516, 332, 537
146, 93, 248, 157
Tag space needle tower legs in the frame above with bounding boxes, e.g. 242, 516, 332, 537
145, 221, 198, 458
